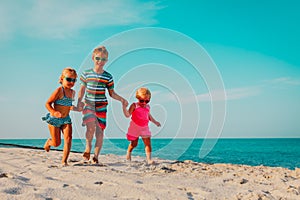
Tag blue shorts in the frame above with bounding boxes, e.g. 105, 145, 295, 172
42, 113, 72, 127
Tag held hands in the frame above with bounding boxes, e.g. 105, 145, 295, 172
121, 98, 131, 118
76, 102, 85, 112
70, 102, 84, 112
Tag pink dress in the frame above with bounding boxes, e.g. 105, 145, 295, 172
126, 103, 151, 141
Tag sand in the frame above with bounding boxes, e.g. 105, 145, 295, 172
1, 147, 300, 200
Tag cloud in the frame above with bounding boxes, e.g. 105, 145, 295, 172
196, 87, 261, 102
264, 77, 300, 86
224, 87, 261, 100
0, 0, 162, 40
148, 86, 261, 104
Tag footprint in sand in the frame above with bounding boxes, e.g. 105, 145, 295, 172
94, 181, 103, 185
0, 173, 8, 178
48, 165, 59, 168
4, 187, 22, 195
68, 159, 80, 163
186, 192, 194, 200
73, 160, 107, 167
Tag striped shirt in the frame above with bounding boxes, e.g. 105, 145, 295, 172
80, 69, 114, 104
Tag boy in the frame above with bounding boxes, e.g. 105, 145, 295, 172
77, 46, 128, 163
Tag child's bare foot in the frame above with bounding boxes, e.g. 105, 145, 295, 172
92, 157, 99, 164
44, 139, 50, 152
82, 152, 90, 161
147, 160, 155, 165
126, 152, 131, 161
62, 162, 69, 167
146, 153, 153, 164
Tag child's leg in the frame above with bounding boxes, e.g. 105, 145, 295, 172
44, 124, 61, 151
93, 126, 104, 162
126, 139, 138, 161
83, 121, 96, 160
142, 137, 153, 164
61, 124, 72, 166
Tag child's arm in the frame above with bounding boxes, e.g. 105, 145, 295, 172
76, 85, 86, 108
149, 114, 161, 127
70, 90, 83, 112
108, 89, 128, 107
45, 88, 62, 118
123, 103, 135, 118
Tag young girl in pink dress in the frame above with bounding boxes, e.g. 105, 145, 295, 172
122, 87, 161, 164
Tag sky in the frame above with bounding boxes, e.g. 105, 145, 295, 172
0, 0, 299, 139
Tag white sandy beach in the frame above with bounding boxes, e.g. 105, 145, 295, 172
1, 147, 300, 200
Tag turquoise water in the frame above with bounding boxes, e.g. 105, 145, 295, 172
0, 138, 299, 169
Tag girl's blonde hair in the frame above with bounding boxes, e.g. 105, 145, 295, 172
59, 67, 77, 84
136, 87, 151, 99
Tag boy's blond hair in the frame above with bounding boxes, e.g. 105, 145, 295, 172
93, 46, 108, 57
136, 87, 151, 99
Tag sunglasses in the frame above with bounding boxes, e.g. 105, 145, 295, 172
139, 99, 150, 104
94, 57, 107, 61
64, 77, 77, 83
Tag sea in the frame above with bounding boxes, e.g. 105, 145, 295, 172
0, 138, 299, 170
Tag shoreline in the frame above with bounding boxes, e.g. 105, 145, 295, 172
1, 147, 300, 199
1, 142, 298, 170
1, 139, 300, 170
